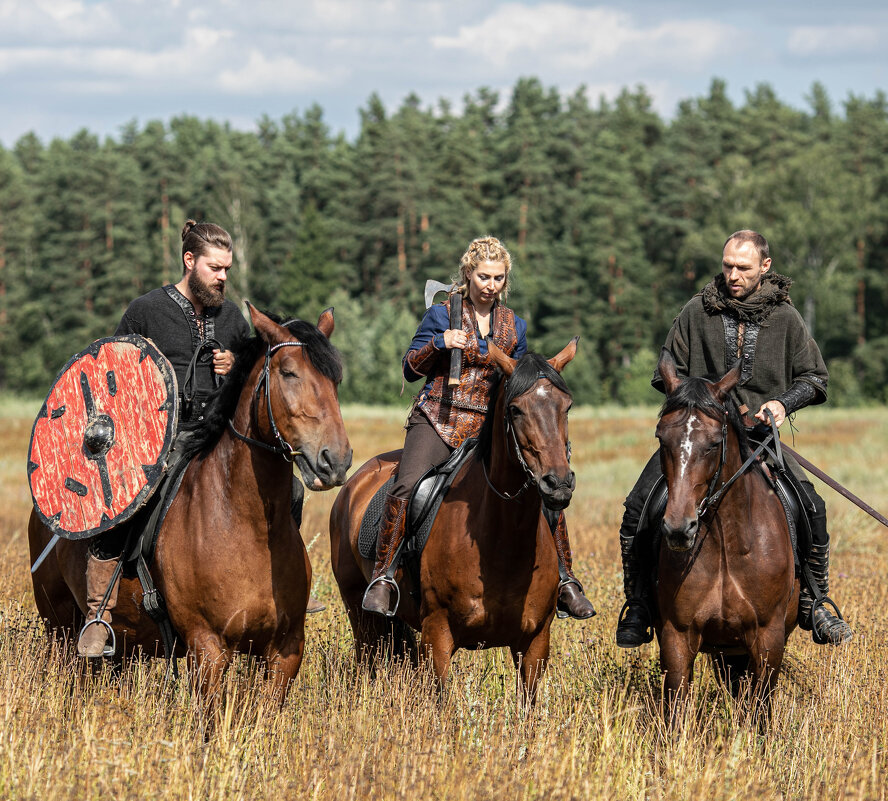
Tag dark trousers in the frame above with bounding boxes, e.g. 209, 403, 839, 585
391, 408, 453, 500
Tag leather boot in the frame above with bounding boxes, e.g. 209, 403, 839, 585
799, 540, 853, 645
547, 510, 596, 620
615, 534, 653, 648
77, 554, 121, 658
362, 493, 409, 617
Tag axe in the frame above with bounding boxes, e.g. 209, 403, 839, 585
423, 279, 462, 387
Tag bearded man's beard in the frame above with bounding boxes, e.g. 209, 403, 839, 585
188, 270, 225, 308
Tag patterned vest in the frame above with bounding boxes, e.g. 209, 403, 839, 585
414, 298, 519, 447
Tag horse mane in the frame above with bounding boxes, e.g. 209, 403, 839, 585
182, 311, 343, 460
658, 375, 750, 460
476, 352, 571, 461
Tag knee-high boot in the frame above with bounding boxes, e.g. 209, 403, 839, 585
799, 534, 853, 645
615, 529, 653, 649
77, 553, 121, 658
362, 493, 409, 617
545, 509, 596, 619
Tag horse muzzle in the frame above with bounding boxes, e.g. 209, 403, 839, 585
662, 515, 699, 552
538, 470, 575, 511
297, 445, 353, 490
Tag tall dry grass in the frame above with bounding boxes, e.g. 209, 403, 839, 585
1, 402, 887, 800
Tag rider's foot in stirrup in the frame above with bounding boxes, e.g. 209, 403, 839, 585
812, 605, 853, 645
556, 581, 597, 620
362, 578, 399, 617
616, 601, 654, 648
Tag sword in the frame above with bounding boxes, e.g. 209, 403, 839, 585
31, 533, 60, 573
782, 442, 888, 529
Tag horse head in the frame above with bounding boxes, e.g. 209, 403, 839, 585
248, 304, 352, 489
487, 338, 578, 511
656, 349, 741, 551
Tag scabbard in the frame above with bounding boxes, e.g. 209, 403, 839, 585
781, 442, 888, 529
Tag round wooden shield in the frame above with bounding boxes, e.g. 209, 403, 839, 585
27, 335, 178, 540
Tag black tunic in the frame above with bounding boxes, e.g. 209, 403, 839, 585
115, 285, 250, 424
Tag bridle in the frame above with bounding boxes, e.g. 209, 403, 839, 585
690, 406, 777, 518
482, 370, 571, 501
228, 339, 306, 462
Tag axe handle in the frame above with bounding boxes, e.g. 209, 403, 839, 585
448, 293, 463, 387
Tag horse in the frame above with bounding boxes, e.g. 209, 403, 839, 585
653, 349, 798, 718
29, 305, 352, 704
329, 339, 578, 704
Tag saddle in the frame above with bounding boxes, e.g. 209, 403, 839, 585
358, 438, 478, 593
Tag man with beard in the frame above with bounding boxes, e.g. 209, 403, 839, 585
614, 229, 853, 650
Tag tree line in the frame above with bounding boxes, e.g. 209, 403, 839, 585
1, 77, 887, 405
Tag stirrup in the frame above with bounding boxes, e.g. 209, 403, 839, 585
616, 599, 654, 648
362, 576, 401, 618
77, 617, 117, 659
810, 596, 852, 645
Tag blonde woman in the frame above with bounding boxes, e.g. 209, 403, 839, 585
363, 236, 595, 620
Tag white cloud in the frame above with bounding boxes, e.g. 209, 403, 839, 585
218, 50, 332, 94
787, 25, 882, 57
432, 3, 733, 72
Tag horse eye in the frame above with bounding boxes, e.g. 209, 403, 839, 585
280, 368, 298, 379
509, 405, 523, 417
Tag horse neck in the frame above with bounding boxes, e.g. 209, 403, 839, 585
709, 421, 761, 547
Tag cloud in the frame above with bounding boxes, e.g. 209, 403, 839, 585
432, 3, 734, 72
787, 25, 883, 57
218, 50, 333, 94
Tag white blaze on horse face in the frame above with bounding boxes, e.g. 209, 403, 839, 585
678, 414, 699, 480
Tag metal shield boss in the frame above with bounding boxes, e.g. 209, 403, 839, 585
27, 335, 179, 540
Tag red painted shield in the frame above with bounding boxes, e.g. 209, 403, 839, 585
28, 336, 178, 540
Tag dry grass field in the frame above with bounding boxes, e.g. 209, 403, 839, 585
1, 398, 887, 800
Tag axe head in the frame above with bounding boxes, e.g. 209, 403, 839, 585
424, 279, 457, 309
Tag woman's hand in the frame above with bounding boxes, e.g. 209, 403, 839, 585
443, 329, 469, 350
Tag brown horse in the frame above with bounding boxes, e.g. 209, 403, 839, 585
654, 350, 798, 716
330, 340, 578, 702
29, 306, 352, 703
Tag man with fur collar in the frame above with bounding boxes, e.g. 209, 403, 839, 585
616, 230, 852, 648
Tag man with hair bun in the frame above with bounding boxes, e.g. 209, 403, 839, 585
77, 219, 322, 658
362, 235, 596, 620
615, 229, 853, 649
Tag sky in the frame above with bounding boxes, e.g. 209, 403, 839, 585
1, 0, 886, 147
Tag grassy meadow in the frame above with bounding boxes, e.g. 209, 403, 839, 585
1, 398, 887, 800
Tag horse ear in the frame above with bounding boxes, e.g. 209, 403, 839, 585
246, 301, 285, 344
317, 307, 335, 338
712, 359, 742, 401
548, 336, 579, 373
657, 348, 683, 395
488, 341, 516, 376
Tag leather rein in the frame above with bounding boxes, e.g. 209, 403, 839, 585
694, 408, 778, 518
228, 339, 305, 462
482, 370, 571, 501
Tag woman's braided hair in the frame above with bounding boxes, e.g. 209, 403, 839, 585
454, 236, 513, 301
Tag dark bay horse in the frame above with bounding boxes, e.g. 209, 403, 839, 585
654, 350, 798, 716
29, 306, 352, 702
330, 340, 578, 703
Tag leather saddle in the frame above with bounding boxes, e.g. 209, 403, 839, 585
358, 437, 478, 562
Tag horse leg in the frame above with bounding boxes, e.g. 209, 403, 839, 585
710, 652, 751, 699
187, 630, 231, 715
264, 639, 305, 707
658, 625, 698, 727
510, 628, 551, 711
747, 625, 786, 726
420, 612, 455, 696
